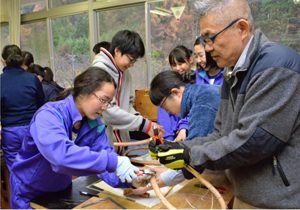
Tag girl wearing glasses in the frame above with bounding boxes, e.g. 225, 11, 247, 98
9, 67, 139, 209
137, 70, 220, 190
150, 70, 220, 141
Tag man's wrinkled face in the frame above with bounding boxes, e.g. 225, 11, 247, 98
199, 13, 246, 68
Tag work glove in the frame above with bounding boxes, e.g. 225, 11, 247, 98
148, 138, 159, 160
116, 156, 139, 183
148, 139, 173, 160
156, 141, 190, 170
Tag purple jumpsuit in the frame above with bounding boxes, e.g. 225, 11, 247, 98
10, 95, 128, 209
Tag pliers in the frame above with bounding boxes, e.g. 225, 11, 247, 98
152, 123, 164, 145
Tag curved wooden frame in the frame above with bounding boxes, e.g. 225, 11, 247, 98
114, 139, 227, 210
113, 139, 150, 147
185, 165, 227, 209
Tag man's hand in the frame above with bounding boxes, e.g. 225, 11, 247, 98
156, 141, 190, 169
148, 139, 174, 160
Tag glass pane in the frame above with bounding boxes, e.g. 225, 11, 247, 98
96, 4, 146, 89
52, 13, 89, 88
149, 0, 198, 77
21, 0, 46, 15
50, 0, 86, 8
0, 23, 10, 71
249, 0, 300, 53
20, 21, 50, 67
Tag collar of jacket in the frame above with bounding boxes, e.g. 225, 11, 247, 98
226, 30, 270, 88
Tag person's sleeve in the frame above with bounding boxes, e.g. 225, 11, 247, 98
184, 68, 300, 170
157, 106, 175, 140
177, 115, 190, 131
97, 172, 132, 188
160, 169, 185, 186
187, 104, 217, 140
85, 120, 132, 188
102, 105, 152, 133
30, 110, 118, 176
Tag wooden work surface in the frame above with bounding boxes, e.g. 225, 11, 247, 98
30, 170, 232, 209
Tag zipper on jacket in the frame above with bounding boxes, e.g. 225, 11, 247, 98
273, 156, 290, 186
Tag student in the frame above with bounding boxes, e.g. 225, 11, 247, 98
168, 45, 195, 74
157, 45, 195, 142
21, 50, 34, 70
0, 45, 44, 172
92, 41, 111, 55
193, 37, 224, 85
28, 64, 64, 102
9, 67, 139, 209
147, 70, 220, 188
150, 71, 220, 141
43, 66, 64, 93
92, 30, 159, 153
150, 0, 300, 208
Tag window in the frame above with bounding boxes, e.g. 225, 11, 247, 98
96, 4, 147, 89
49, 0, 86, 8
249, 0, 300, 52
21, 0, 46, 15
52, 13, 89, 88
149, 0, 198, 76
0, 23, 9, 71
20, 21, 50, 67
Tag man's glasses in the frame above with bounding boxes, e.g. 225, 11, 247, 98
92, 93, 112, 108
201, 18, 244, 46
125, 54, 138, 64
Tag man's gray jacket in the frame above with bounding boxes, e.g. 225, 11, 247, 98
184, 30, 300, 208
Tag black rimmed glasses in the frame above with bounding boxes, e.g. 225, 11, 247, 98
201, 18, 245, 46
160, 93, 171, 108
92, 93, 112, 108
125, 54, 138, 64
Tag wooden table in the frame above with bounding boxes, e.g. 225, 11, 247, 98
31, 170, 233, 209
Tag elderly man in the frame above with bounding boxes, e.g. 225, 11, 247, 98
149, 0, 300, 208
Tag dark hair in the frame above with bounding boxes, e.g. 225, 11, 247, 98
109, 30, 145, 59
54, 67, 117, 101
149, 70, 194, 106
168, 45, 193, 67
194, 37, 220, 70
21, 51, 34, 68
1, 45, 23, 67
93, 41, 111, 54
43, 67, 54, 82
27, 64, 45, 78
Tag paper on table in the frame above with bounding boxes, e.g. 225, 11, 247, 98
90, 180, 185, 208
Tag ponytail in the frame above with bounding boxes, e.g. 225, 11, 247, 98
53, 88, 73, 101
150, 70, 195, 106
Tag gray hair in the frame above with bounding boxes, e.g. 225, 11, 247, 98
194, 0, 254, 31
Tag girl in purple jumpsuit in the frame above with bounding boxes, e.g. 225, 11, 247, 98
10, 67, 139, 209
